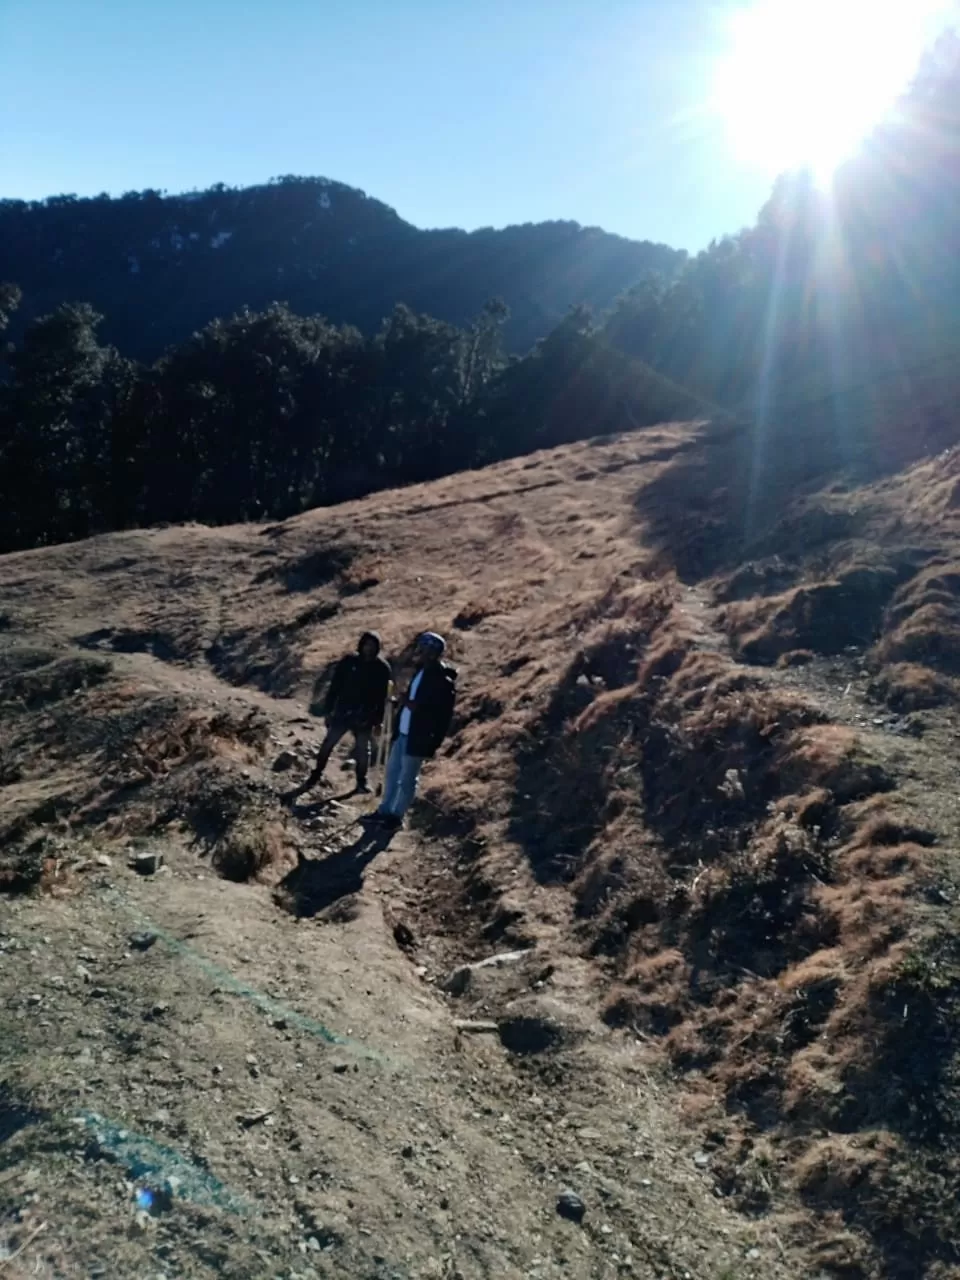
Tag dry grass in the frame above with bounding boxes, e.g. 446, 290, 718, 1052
0, 651, 112, 709
720, 566, 901, 663
430, 550, 957, 1274
868, 662, 959, 710
876, 564, 960, 674
212, 814, 294, 883
5, 422, 960, 1273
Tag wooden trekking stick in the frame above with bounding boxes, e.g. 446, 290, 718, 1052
376, 682, 394, 795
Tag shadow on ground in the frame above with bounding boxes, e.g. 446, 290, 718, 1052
276, 827, 393, 917
287, 790, 359, 816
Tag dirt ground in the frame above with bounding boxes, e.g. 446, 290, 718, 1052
2, 423, 960, 1277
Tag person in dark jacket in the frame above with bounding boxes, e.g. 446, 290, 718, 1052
372, 631, 456, 830
297, 631, 391, 796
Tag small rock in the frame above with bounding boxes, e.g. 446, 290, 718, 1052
26, 994, 42, 1007
718, 768, 745, 800
272, 750, 299, 773
693, 1151, 710, 1168
600, 1223, 613, 1236
148, 1002, 169, 1018
556, 1188, 586, 1224
332, 1063, 349, 1075
443, 949, 530, 995
401, 1144, 415, 1159
746, 1248, 761, 1261
131, 1209, 153, 1235
237, 1109, 273, 1128
95, 854, 113, 869
130, 931, 158, 952
89, 986, 109, 999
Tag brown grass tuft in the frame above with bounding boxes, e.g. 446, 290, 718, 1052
868, 662, 959, 711
776, 725, 894, 803
876, 564, 960, 675
212, 815, 294, 883
777, 648, 815, 668
721, 566, 900, 663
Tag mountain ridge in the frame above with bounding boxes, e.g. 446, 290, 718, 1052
0, 175, 686, 359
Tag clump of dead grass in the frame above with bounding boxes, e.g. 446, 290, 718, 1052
720, 565, 900, 663
103, 707, 268, 792
777, 648, 815, 668
775, 724, 894, 804
868, 662, 959, 710
684, 816, 837, 979
478, 575, 953, 1273
0, 653, 112, 709
875, 563, 960, 676
212, 814, 294, 883
339, 554, 383, 595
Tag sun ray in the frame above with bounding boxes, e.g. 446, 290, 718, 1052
712, 0, 953, 181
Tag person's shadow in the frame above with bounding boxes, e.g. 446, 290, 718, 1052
284, 789, 357, 819
277, 826, 394, 918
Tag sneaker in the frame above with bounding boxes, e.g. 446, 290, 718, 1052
355, 780, 372, 795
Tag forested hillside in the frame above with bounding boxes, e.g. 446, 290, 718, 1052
2, 33, 960, 559
0, 178, 685, 360
0, 287, 710, 554
603, 33, 960, 421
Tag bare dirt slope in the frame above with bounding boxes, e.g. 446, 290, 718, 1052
3, 421, 960, 1278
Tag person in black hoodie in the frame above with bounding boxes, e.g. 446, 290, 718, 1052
372, 631, 457, 830
297, 631, 391, 796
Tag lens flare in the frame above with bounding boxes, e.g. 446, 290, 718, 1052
712, 0, 953, 180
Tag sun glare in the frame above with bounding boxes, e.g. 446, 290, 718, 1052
713, 0, 953, 181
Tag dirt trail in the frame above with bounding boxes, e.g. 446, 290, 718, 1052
2, 694, 792, 1280
5, 423, 960, 1277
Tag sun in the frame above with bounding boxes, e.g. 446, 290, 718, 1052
712, 0, 952, 181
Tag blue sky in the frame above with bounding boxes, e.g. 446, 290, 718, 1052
0, 0, 938, 251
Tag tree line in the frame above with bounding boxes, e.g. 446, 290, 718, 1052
603, 32, 960, 420
0, 287, 706, 553
0, 177, 685, 362
3, 31, 958, 555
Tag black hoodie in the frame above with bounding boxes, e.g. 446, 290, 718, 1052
323, 632, 392, 729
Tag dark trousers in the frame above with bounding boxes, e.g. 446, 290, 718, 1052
307, 720, 372, 787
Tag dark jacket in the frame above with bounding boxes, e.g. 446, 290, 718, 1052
396, 661, 457, 759
324, 633, 391, 730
